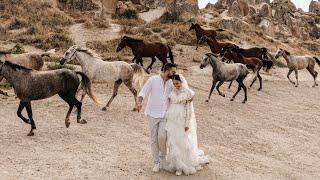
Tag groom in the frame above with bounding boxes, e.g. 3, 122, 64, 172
136, 63, 177, 172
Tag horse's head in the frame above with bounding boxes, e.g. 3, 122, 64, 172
200, 53, 215, 69
60, 45, 78, 65
274, 48, 285, 59
116, 36, 130, 52
189, 23, 200, 31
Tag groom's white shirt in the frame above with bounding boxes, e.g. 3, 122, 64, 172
139, 74, 173, 118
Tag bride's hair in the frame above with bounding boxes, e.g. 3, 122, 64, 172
172, 74, 182, 82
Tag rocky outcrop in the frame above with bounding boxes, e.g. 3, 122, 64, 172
309, 0, 320, 14
228, 0, 249, 17
258, 3, 272, 18
103, 0, 118, 14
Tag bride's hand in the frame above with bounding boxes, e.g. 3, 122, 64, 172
185, 127, 189, 132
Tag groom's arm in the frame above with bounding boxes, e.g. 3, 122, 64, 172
137, 77, 153, 112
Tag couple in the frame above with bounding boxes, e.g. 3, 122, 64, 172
137, 63, 209, 176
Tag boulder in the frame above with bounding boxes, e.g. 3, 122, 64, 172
258, 3, 272, 18
309, 0, 320, 14
228, 0, 249, 17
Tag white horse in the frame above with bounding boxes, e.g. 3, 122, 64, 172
60, 45, 145, 111
275, 48, 320, 87
200, 53, 249, 103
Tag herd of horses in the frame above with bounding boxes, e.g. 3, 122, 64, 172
0, 23, 320, 136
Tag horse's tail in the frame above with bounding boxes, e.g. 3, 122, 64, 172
41, 49, 56, 57
313, 57, 320, 67
76, 71, 100, 104
130, 63, 146, 89
167, 45, 174, 64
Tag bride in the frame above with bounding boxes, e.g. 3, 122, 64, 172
163, 74, 209, 176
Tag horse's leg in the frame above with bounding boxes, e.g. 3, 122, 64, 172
17, 101, 30, 124
0, 75, 8, 96
307, 67, 318, 87
241, 81, 248, 103
228, 81, 233, 89
146, 57, 156, 71
73, 97, 86, 124
58, 92, 74, 128
294, 69, 299, 87
160, 57, 168, 72
257, 71, 262, 91
102, 79, 122, 111
131, 56, 136, 63
206, 80, 217, 102
287, 69, 295, 85
216, 81, 225, 97
124, 80, 138, 111
25, 102, 36, 136
230, 81, 242, 102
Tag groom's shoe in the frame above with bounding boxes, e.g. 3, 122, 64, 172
152, 163, 160, 172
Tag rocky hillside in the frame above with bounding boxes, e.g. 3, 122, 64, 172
0, 0, 319, 59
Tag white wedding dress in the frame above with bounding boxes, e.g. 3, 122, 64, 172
163, 85, 209, 175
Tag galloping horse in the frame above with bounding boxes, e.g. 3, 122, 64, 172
200, 53, 249, 103
60, 45, 145, 111
0, 49, 55, 96
116, 36, 174, 72
221, 47, 263, 91
0, 61, 98, 136
198, 35, 239, 55
275, 48, 320, 87
230, 47, 273, 71
189, 23, 224, 49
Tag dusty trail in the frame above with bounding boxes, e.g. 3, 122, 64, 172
1, 59, 320, 179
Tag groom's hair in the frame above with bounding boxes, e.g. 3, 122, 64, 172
163, 63, 177, 72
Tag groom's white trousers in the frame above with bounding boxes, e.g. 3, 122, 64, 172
148, 115, 167, 164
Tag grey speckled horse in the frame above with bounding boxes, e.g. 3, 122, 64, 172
0, 61, 98, 136
200, 53, 249, 103
275, 48, 320, 87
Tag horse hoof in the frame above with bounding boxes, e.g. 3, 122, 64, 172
242, 101, 246, 104
65, 121, 70, 128
230, 98, 234, 101
78, 119, 87, 124
295, 85, 298, 87
205, 100, 209, 102
258, 88, 262, 91
27, 132, 34, 136
102, 107, 107, 111
220, 94, 225, 97
132, 107, 138, 112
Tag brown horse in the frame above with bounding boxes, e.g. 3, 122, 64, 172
189, 23, 224, 49
198, 35, 239, 55
116, 36, 174, 72
0, 49, 55, 96
221, 47, 263, 91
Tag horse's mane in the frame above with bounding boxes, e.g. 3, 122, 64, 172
77, 47, 101, 58
4, 61, 32, 71
123, 36, 144, 43
283, 49, 291, 55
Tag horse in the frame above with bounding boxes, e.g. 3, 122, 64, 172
200, 53, 249, 103
60, 45, 145, 111
0, 61, 98, 136
274, 48, 320, 87
0, 49, 55, 96
188, 23, 224, 49
116, 36, 174, 73
198, 35, 239, 55
227, 47, 273, 71
221, 47, 263, 91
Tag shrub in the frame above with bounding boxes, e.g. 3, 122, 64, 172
11, 43, 25, 54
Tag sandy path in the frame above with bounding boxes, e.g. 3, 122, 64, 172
1, 45, 320, 179
69, 22, 121, 46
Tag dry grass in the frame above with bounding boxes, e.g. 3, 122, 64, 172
0, 0, 74, 50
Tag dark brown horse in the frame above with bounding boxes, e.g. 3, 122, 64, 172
198, 35, 239, 55
231, 47, 273, 71
116, 36, 174, 72
221, 47, 263, 91
189, 23, 224, 49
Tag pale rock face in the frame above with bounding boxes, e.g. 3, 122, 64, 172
227, 0, 249, 17
258, 3, 272, 18
102, 0, 118, 14
309, 0, 320, 14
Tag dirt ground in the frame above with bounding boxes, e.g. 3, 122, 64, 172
1, 46, 320, 180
